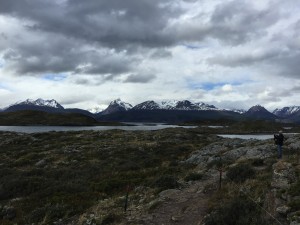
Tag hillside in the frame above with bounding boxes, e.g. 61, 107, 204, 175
0, 127, 299, 224
0, 110, 109, 126
97, 109, 244, 123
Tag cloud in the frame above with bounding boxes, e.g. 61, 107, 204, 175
208, 0, 279, 44
174, 0, 280, 45
124, 74, 156, 83
0, 0, 300, 110
150, 49, 172, 58
1, 32, 133, 76
0, 0, 180, 49
207, 48, 279, 67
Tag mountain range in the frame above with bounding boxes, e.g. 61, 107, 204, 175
1, 98, 300, 123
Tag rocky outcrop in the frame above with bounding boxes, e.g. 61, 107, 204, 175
265, 161, 300, 225
185, 137, 276, 166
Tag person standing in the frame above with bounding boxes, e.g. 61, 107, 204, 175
274, 131, 284, 159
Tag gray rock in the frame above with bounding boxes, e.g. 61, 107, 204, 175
276, 205, 291, 215
35, 159, 47, 167
271, 162, 296, 189
290, 222, 300, 225
186, 138, 276, 167
159, 189, 181, 199
2, 206, 16, 220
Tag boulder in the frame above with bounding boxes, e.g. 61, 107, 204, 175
271, 162, 296, 189
276, 205, 291, 215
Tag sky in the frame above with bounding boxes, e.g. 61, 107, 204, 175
0, 0, 300, 111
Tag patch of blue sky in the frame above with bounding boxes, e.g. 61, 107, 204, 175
187, 80, 246, 91
0, 82, 12, 91
42, 73, 67, 81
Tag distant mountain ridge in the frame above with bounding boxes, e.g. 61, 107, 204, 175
4, 98, 94, 117
9, 98, 64, 109
273, 106, 300, 117
133, 100, 219, 111
4, 98, 300, 123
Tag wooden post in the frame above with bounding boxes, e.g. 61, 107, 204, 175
124, 185, 130, 212
219, 169, 222, 190
218, 155, 223, 190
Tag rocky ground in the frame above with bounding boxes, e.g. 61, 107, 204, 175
0, 128, 300, 225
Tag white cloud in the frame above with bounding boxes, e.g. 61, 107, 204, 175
0, 0, 300, 111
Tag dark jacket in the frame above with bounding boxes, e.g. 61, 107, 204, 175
274, 133, 284, 145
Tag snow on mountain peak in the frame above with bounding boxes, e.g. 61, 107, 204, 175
133, 100, 220, 111
273, 106, 300, 117
110, 98, 133, 110
11, 98, 63, 109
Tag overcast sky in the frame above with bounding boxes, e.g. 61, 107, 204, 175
0, 0, 300, 111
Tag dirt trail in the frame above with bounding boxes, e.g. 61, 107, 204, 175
126, 171, 219, 225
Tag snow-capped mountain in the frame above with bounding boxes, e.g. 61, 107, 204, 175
4, 98, 64, 113
273, 106, 300, 118
100, 99, 133, 115
11, 98, 64, 109
133, 101, 161, 110
133, 100, 219, 111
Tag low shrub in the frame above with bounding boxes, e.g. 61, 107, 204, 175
204, 196, 267, 225
101, 213, 121, 225
226, 164, 255, 183
288, 199, 300, 211
289, 181, 300, 196
152, 175, 179, 190
251, 159, 264, 167
184, 172, 203, 182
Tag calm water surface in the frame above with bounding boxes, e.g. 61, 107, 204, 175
0, 123, 197, 133
218, 134, 274, 140
218, 133, 299, 140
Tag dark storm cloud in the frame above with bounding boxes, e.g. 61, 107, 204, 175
208, 49, 300, 78
150, 49, 172, 59
0, 0, 179, 49
0, 0, 294, 80
1, 0, 279, 49
0, 0, 182, 77
207, 49, 279, 67
3, 33, 132, 76
208, 1, 279, 44
124, 74, 156, 83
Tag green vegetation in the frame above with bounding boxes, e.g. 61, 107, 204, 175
0, 110, 122, 126
0, 128, 209, 224
204, 196, 268, 225
205, 157, 275, 225
226, 163, 256, 183
0, 122, 298, 224
184, 172, 203, 182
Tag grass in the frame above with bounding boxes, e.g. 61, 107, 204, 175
0, 128, 211, 224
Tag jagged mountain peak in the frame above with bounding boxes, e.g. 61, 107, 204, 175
133, 100, 219, 111
133, 101, 161, 110
245, 104, 277, 120
247, 105, 268, 112
11, 98, 64, 109
273, 106, 300, 117
100, 99, 133, 115
109, 98, 133, 110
